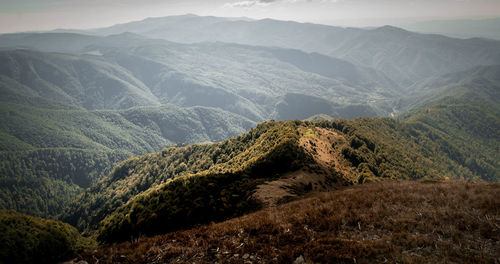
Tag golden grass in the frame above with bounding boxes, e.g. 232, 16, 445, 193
76, 180, 499, 263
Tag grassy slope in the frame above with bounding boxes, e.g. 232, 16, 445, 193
77, 180, 500, 264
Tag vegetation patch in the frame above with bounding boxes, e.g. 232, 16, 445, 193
0, 210, 95, 264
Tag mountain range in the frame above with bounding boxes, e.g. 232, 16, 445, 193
5, 14, 500, 86
0, 14, 499, 263
80, 15, 500, 86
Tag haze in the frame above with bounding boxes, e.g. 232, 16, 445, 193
1, 0, 500, 33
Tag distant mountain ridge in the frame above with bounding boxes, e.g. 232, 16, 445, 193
0, 35, 399, 116
70, 14, 500, 86
0, 49, 160, 110
400, 17, 500, 40
3, 15, 500, 88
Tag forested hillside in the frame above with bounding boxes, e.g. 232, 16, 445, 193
62, 71, 499, 243
0, 101, 255, 218
402, 65, 500, 181
0, 51, 256, 217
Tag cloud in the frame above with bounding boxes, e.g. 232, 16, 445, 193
223, 0, 277, 8
223, 0, 343, 8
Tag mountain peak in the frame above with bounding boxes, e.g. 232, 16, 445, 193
375, 25, 409, 33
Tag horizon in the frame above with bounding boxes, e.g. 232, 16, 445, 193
1, 13, 500, 35
1, 0, 500, 34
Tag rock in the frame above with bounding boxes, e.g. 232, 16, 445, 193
243, 253, 250, 259
294, 255, 305, 264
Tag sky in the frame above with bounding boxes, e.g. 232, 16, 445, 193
0, 0, 500, 33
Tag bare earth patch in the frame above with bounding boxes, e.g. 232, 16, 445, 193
253, 127, 359, 207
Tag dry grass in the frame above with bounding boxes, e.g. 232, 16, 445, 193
75, 180, 499, 263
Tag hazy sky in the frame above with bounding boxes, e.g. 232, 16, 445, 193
1, 0, 500, 33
